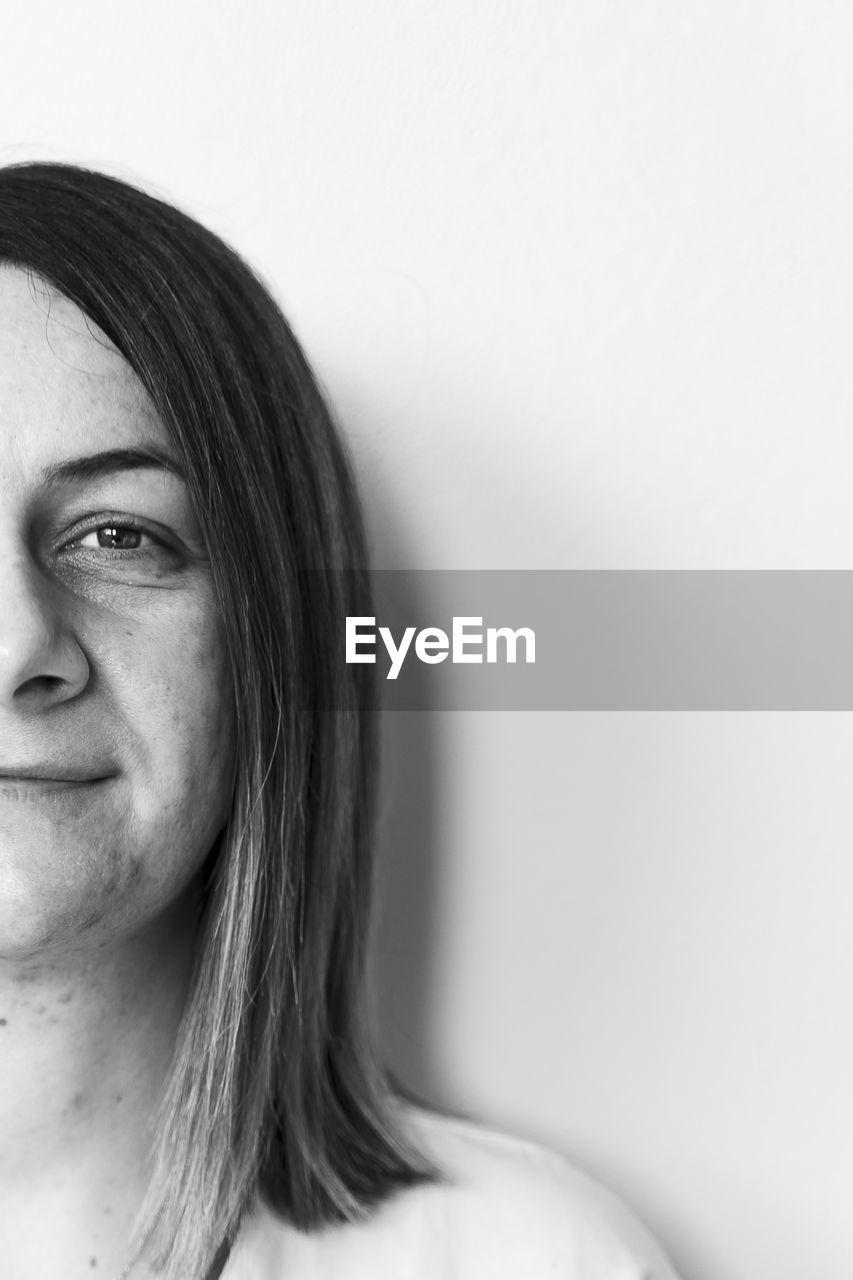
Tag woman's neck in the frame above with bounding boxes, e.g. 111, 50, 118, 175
0, 893, 198, 1278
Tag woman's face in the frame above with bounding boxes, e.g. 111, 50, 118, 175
0, 266, 236, 957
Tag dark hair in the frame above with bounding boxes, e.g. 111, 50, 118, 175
0, 162, 433, 1276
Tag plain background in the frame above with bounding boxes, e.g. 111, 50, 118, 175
2, 4, 852, 1278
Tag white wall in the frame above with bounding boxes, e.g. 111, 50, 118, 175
3, 5, 853, 1278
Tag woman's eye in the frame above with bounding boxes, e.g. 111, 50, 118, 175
53, 516, 186, 585
72, 522, 151, 552
76, 524, 150, 552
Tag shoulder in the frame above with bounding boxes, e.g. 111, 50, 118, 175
403, 1106, 680, 1280
227, 1106, 680, 1280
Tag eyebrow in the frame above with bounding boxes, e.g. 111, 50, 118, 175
40, 446, 186, 487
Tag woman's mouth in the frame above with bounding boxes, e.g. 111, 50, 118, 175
0, 768, 116, 799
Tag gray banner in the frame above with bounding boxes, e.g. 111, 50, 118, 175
344, 571, 853, 710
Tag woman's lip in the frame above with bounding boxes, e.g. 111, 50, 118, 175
0, 769, 115, 782
0, 776, 115, 802
0, 774, 115, 792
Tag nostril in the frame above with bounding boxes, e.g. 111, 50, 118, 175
2, 633, 91, 708
14, 673, 71, 702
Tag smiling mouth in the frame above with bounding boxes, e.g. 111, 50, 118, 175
0, 764, 115, 780
0, 777, 103, 786
0, 771, 115, 795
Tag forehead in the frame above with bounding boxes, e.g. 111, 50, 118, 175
0, 265, 166, 475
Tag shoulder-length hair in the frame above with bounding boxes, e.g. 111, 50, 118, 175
0, 162, 433, 1276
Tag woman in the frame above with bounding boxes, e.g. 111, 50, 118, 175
0, 163, 679, 1279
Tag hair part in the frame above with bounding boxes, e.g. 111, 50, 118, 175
0, 162, 435, 1276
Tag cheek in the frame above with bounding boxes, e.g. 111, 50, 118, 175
153, 635, 235, 783
139, 627, 234, 786
85, 594, 237, 897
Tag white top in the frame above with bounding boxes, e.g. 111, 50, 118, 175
222, 1108, 681, 1279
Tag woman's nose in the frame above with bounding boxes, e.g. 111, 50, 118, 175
0, 555, 89, 712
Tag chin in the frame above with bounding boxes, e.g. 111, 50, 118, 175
0, 860, 122, 961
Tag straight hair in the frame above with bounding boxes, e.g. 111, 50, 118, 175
0, 162, 434, 1276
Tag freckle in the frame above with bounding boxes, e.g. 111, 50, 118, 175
115, 1093, 123, 1104
90, 1258, 98, 1268
59, 992, 73, 1005
72, 1092, 85, 1110
0, 1018, 7, 1027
